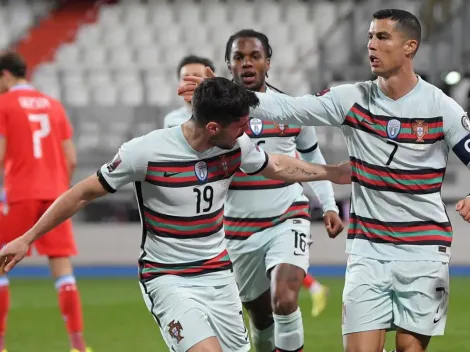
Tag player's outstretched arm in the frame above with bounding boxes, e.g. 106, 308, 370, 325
0, 174, 109, 273
260, 154, 351, 185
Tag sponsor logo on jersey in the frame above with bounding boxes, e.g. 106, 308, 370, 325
217, 155, 230, 177
274, 122, 288, 136
168, 320, 184, 343
386, 119, 401, 139
249, 118, 263, 136
462, 113, 470, 132
106, 153, 122, 173
411, 120, 429, 142
194, 161, 208, 182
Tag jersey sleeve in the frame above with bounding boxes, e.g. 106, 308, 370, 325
58, 104, 73, 140
251, 84, 361, 127
97, 136, 148, 193
163, 113, 174, 128
295, 126, 319, 153
237, 133, 269, 175
0, 104, 7, 137
441, 94, 470, 169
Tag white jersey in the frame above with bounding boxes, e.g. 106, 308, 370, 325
224, 87, 337, 249
97, 127, 269, 285
163, 106, 191, 128
251, 76, 470, 262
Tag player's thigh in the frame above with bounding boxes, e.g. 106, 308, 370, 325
139, 280, 217, 352
242, 289, 273, 330
395, 328, 430, 352
392, 260, 449, 337
0, 201, 38, 254
35, 201, 77, 257
264, 218, 311, 278
207, 280, 251, 352
188, 337, 222, 352
230, 243, 270, 303
342, 255, 393, 336
343, 330, 386, 352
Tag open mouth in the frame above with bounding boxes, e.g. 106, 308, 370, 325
241, 71, 256, 84
369, 55, 380, 66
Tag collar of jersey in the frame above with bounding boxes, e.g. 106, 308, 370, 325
9, 84, 35, 91
375, 74, 423, 103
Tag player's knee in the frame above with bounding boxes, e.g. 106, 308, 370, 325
272, 287, 298, 315
395, 328, 430, 352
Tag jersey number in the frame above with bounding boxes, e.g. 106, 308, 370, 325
386, 141, 398, 166
193, 186, 213, 214
28, 113, 51, 159
293, 230, 307, 252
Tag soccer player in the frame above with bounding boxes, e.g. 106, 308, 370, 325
178, 9, 470, 352
0, 52, 90, 352
222, 29, 342, 351
0, 77, 351, 352
163, 55, 215, 128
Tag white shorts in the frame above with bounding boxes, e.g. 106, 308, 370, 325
229, 218, 311, 303
342, 255, 449, 336
139, 275, 250, 352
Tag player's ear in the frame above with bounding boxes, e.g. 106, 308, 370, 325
206, 121, 220, 135
226, 60, 232, 73
404, 39, 418, 57
266, 58, 271, 71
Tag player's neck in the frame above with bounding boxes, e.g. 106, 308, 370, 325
259, 84, 267, 93
181, 120, 212, 153
8, 78, 28, 90
377, 69, 418, 101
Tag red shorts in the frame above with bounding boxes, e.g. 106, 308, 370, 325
0, 200, 77, 257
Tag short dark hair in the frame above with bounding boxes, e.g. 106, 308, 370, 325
224, 29, 272, 64
373, 9, 421, 54
192, 77, 259, 127
0, 52, 27, 78
176, 55, 215, 79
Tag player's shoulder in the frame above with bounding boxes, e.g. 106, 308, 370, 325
163, 106, 191, 127
420, 79, 466, 116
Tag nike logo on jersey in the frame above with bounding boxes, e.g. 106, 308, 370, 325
164, 171, 181, 177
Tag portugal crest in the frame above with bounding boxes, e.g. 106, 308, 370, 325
386, 119, 401, 139
274, 122, 288, 136
411, 120, 428, 142
168, 320, 184, 343
249, 118, 263, 136
194, 161, 208, 182
218, 155, 230, 177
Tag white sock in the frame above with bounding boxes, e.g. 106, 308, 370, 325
250, 320, 275, 352
273, 308, 304, 351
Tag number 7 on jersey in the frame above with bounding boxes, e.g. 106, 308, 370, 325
28, 113, 51, 159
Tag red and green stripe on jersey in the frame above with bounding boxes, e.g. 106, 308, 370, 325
224, 201, 310, 240
139, 249, 232, 281
348, 213, 452, 247
229, 170, 291, 190
145, 149, 241, 187
351, 157, 445, 194
344, 103, 444, 144
247, 119, 301, 138
144, 205, 224, 238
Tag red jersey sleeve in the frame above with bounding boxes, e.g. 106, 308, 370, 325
0, 104, 7, 136
58, 103, 73, 140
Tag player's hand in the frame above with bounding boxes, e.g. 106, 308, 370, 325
323, 211, 344, 238
177, 67, 217, 102
330, 161, 351, 184
455, 197, 470, 222
0, 236, 30, 274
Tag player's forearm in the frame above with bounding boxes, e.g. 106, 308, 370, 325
24, 175, 107, 244
262, 154, 344, 183
252, 92, 330, 126
299, 150, 338, 212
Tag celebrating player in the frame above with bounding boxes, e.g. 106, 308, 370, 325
163, 55, 216, 128
222, 29, 342, 351
0, 52, 90, 352
0, 77, 350, 352
178, 9, 470, 352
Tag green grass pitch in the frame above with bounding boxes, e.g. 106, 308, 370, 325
4, 278, 470, 351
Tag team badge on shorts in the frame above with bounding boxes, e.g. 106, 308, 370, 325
462, 113, 470, 132
386, 119, 401, 139
194, 161, 208, 182
106, 153, 122, 173
168, 320, 184, 343
249, 118, 263, 136
411, 120, 429, 142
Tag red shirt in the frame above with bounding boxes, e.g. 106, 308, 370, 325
0, 85, 73, 203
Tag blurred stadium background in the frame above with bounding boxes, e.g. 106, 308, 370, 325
1, 0, 470, 350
